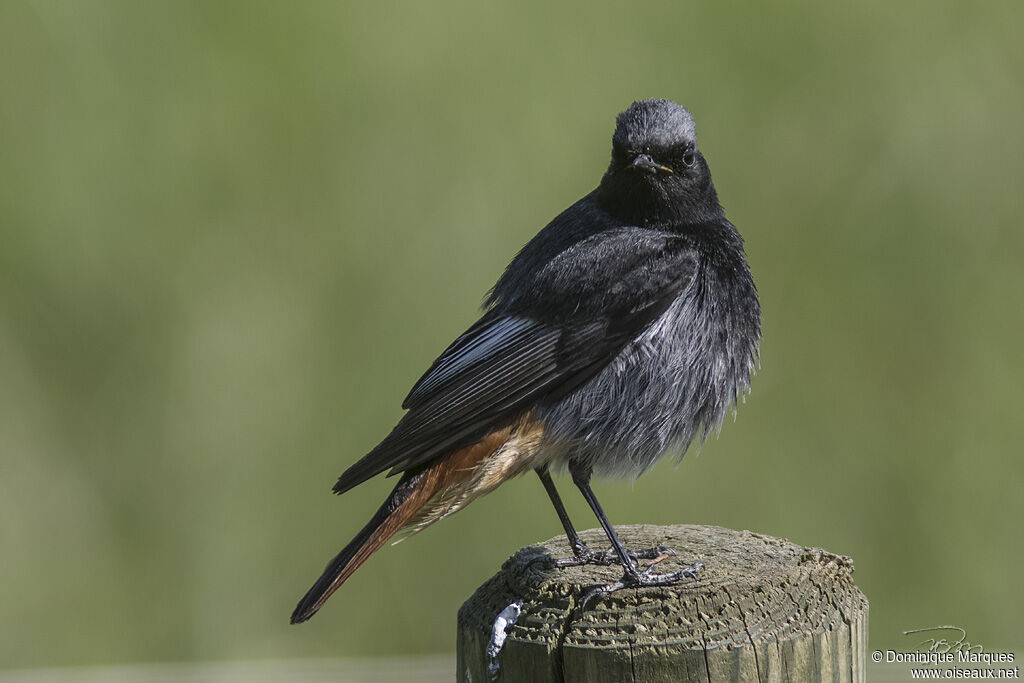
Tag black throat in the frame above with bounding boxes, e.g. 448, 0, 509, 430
594, 159, 724, 228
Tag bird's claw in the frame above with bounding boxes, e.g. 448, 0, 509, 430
580, 559, 705, 610
550, 544, 676, 568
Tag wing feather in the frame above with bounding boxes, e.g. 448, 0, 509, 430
332, 231, 698, 495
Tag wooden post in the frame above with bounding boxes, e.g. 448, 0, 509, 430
457, 524, 868, 683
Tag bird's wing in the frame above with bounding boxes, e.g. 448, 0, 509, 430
332, 230, 698, 495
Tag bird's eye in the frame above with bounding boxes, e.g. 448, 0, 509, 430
682, 150, 696, 167
612, 144, 633, 167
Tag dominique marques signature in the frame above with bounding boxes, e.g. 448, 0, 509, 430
904, 625, 983, 655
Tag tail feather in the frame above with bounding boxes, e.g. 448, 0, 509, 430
290, 471, 432, 624
290, 424, 515, 624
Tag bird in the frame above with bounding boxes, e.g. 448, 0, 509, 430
291, 98, 761, 624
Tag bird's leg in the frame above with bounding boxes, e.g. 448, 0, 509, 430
569, 464, 641, 574
536, 467, 591, 560
569, 463, 704, 609
536, 467, 668, 567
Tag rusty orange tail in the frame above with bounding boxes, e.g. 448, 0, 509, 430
290, 428, 512, 624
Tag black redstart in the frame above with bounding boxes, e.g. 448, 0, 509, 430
291, 98, 761, 623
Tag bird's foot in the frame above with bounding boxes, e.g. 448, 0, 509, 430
580, 559, 705, 610
550, 544, 676, 568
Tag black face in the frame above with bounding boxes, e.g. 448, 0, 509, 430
596, 99, 720, 226
607, 137, 698, 177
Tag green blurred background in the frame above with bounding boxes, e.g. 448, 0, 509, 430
1, 0, 1022, 672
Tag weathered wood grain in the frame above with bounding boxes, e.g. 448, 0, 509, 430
457, 524, 868, 682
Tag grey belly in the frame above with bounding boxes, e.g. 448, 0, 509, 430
538, 293, 731, 478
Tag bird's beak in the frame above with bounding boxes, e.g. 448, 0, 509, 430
631, 153, 673, 175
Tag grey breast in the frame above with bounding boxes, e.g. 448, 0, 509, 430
539, 266, 751, 478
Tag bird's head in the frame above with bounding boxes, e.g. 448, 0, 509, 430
597, 99, 722, 225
